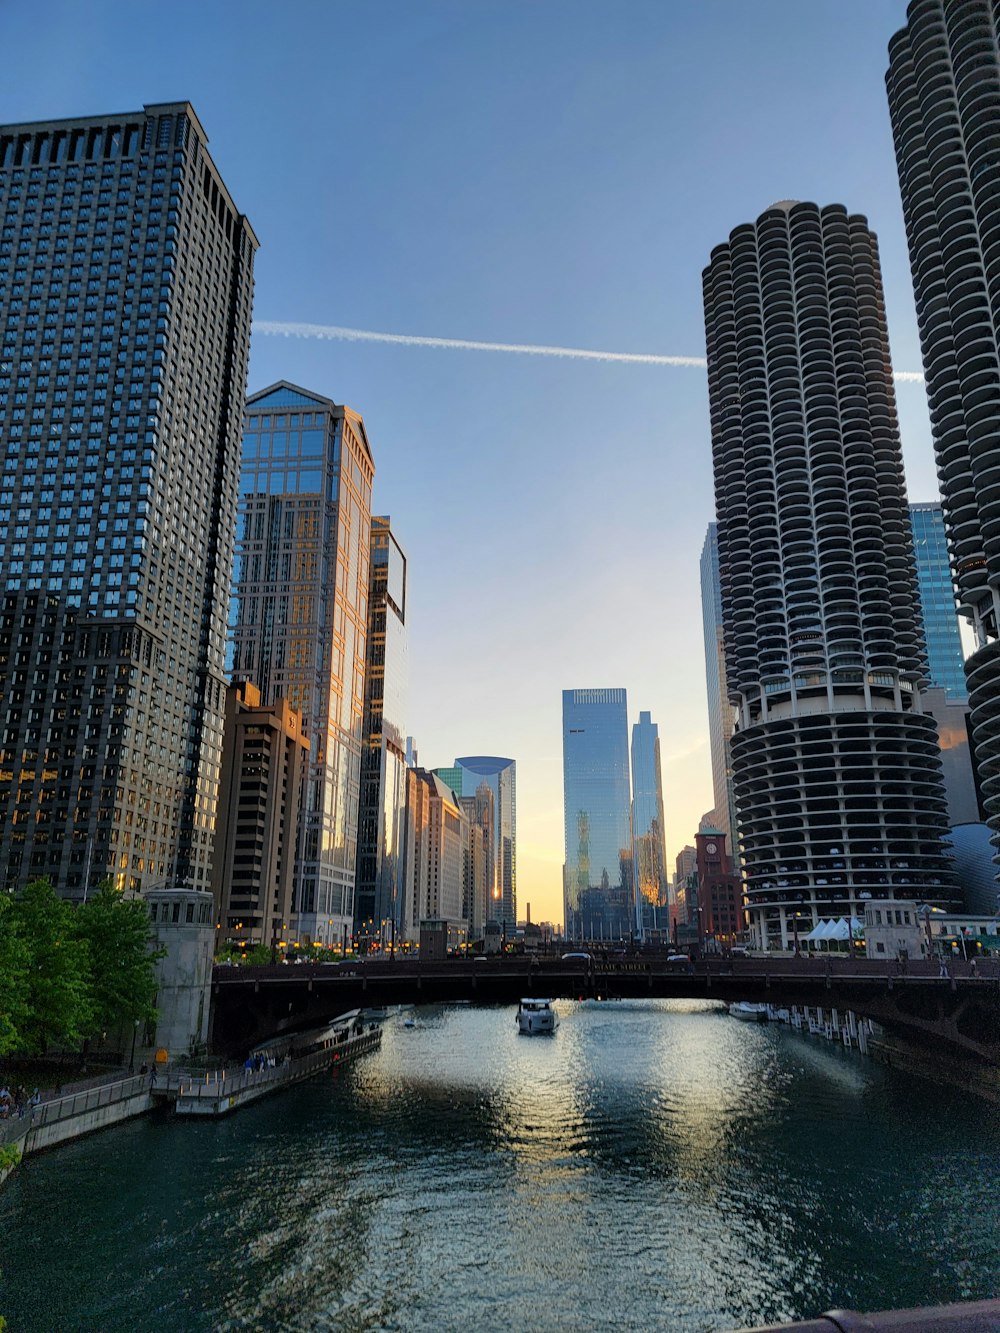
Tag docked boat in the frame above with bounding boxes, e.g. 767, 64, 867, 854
729, 1001, 768, 1022
517, 998, 558, 1035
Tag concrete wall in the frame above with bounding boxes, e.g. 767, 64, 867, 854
148, 888, 215, 1058
25, 1091, 153, 1154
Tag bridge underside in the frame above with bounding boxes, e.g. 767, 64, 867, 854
208, 961, 1000, 1079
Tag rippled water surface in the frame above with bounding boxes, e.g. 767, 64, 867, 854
2, 999, 999, 1332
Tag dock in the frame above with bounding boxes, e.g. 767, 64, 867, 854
173, 1012, 381, 1118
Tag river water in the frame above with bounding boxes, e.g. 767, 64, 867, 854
1, 999, 998, 1332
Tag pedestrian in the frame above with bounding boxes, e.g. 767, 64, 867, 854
938, 956, 949, 979
149, 1066, 158, 1089
971, 956, 979, 978
139, 1061, 148, 1076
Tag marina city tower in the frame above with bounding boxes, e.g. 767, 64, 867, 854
703, 201, 955, 950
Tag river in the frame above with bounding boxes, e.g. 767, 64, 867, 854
1, 999, 997, 1332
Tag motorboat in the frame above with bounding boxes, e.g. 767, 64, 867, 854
729, 1001, 768, 1022
517, 998, 558, 1035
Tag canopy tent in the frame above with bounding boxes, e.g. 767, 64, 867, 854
802, 917, 864, 948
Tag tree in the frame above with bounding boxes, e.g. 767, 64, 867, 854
11, 878, 92, 1055
0, 894, 30, 1056
76, 882, 161, 1038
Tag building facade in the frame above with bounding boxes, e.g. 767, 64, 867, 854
704, 201, 955, 951
0, 103, 257, 898
229, 381, 375, 946
909, 503, 967, 701
562, 688, 633, 940
355, 516, 408, 950
458, 784, 495, 941
694, 828, 743, 946
452, 755, 516, 931
888, 5, 1000, 870
211, 681, 309, 948
700, 524, 739, 858
630, 709, 669, 936
400, 767, 470, 948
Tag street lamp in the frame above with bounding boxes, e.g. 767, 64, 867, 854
129, 1018, 141, 1073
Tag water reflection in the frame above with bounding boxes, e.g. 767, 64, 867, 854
1, 1000, 999, 1332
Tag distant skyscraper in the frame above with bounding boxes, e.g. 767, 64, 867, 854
229, 381, 375, 946
888, 6, 1000, 861
355, 517, 408, 949
562, 689, 632, 940
630, 710, 668, 936
452, 756, 516, 930
0, 103, 257, 898
399, 768, 470, 947
910, 504, 967, 701
700, 523, 738, 858
704, 201, 955, 950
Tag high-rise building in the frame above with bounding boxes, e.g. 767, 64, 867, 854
562, 688, 632, 940
355, 517, 408, 950
703, 201, 955, 950
910, 504, 967, 701
452, 756, 516, 930
630, 710, 668, 936
700, 523, 739, 858
229, 381, 375, 946
888, 6, 1000, 863
400, 768, 470, 948
212, 681, 309, 948
458, 784, 494, 940
0, 103, 257, 898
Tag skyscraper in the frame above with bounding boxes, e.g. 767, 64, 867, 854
703, 201, 955, 950
562, 688, 632, 940
910, 504, 967, 701
700, 523, 739, 857
0, 103, 257, 898
888, 5, 1000, 859
630, 710, 668, 936
229, 381, 375, 946
355, 516, 408, 949
452, 756, 516, 930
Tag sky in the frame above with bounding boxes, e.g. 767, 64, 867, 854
0, 0, 937, 926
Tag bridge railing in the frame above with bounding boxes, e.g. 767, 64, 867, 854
731, 1298, 1000, 1330
29, 1073, 148, 1128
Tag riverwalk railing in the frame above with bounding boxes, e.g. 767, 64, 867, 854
29, 1072, 148, 1128
0, 1114, 30, 1149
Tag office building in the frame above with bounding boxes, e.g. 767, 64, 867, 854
355, 517, 408, 951
229, 381, 375, 946
451, 755, 517, 931
400, 767, 470, 948
631, 710, 669, 936
0, 103, 257, 897
211, 681, 309, 948
910, 504, 967, 701
694, 827, 743, 946
458, 785, 494, 940
703, 201, 955, 950
700, 524, 739, 857
562, 688, 632, 940
888, 6, 1000, 863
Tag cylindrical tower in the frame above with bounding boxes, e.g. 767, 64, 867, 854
703, 200, 956, 950
887, 0, 1000, 866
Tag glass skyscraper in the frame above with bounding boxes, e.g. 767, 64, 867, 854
0, 102, 256, 898
562, 688, 632, 940
700, 523, 739, 859
910, 504, 967, 701
355, 516, 408, 948
630, 710, 668, 936
452, 755, 516, 930
229, 381, 375, 946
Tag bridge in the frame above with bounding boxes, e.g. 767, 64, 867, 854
208, 954, 1000, 1074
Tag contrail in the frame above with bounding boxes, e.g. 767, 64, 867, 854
253, 318, 925, 382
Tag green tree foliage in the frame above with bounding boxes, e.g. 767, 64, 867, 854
0, 878, 163, 1056
76, 883, 161, 1037
12, 878, 92, 1055
0, 895, 30, 1057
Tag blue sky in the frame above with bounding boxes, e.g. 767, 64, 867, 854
2, 0, 934, 924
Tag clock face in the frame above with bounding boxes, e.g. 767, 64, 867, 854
706, 842, 718, 855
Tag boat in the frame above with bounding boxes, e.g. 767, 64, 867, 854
729, 1001, 768, 1022
517, 998, 558, 1035
403, 1017, 416, 1029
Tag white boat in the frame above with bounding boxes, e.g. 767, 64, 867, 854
517, 998, 558, 1035
729, 1001, 768, 1022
